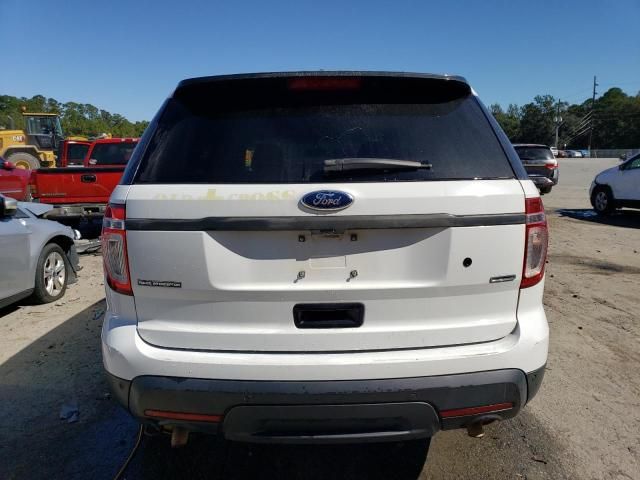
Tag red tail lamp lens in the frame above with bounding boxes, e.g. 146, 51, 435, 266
288, 77, 362, 91
440, 402, 514, 418
144, 410, 223, 423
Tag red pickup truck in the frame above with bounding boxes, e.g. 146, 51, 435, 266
29, 138, 138, 221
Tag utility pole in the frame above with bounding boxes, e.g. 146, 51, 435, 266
554, 101, 562, 149
587, 76, 598, 157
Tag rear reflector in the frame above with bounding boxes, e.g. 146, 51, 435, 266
440, 402, 514, 418
288, 77, 362, 91
144, 410, 223, 423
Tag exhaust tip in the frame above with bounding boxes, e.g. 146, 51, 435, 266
466, 415, 500, 438
171, 427, 189, 448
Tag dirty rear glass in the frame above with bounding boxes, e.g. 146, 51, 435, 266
135, 79, 514, 183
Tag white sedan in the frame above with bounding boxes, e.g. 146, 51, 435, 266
0, 195, 80, 309
590, 153, 640, 214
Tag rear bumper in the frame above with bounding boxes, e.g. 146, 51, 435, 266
102, 279, 548, 443
106, 366, 544, 443
41, 203, 106, 219
527, 174, 557, 188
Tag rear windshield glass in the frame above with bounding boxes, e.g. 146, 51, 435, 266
514, 147, 554, 161
90, 142, 137, 165
135, 87, 513, 184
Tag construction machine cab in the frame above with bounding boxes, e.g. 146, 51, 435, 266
22, 112, 64, 151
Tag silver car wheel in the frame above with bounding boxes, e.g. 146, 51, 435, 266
595, 191, 608, 211
43, 251, 66, 297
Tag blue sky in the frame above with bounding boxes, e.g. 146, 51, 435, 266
1, 0, 638, 121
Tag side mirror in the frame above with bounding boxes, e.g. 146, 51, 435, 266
0, 195, 18, 218
2, 161, 15, 170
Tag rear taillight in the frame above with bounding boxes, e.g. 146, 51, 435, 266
521, 197, 548, 289
544, 161, 558, 170
102, 203, 132, 295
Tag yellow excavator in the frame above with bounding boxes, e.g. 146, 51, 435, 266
0, 108, 86, 169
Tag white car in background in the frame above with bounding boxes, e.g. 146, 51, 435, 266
590, 153, 640, 214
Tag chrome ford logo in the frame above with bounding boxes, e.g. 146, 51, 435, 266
300, 190, 354, 212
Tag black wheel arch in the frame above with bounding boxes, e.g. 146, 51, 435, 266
3, 146, 41, 158
45, 235, 79, 282
592, 182, 615, 200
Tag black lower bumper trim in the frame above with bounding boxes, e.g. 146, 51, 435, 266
224, 402, 439, 444
106, 368, 537, 443
525, 364, 546, 402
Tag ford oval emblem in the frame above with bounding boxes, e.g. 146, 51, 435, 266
300, 190, 354, 212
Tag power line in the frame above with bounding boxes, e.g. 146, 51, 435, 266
557, 89, 594, 103
588, 76, 598, 154
598, 80, 640, 88
593, 112, 640, 118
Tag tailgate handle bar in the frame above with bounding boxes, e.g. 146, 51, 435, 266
293, 303, 364, 329
81, 174, 97, 183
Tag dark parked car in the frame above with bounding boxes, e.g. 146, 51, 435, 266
513, 144, 559, 194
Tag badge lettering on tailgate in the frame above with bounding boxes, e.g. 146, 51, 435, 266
137, 279, 182, 288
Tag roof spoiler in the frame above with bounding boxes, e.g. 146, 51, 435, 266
172, 71, 472, 109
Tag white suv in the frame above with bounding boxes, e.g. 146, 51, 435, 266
101, 72, 548, 465
590, 153, 640, 214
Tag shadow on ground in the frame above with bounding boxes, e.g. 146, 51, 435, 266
556, 208, 640, 229
0, 303, 20, 317
0, 300, 570, 480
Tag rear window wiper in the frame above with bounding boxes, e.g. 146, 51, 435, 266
323, 158, 432, 172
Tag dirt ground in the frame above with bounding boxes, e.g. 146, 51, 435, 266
0, 157, 638, 479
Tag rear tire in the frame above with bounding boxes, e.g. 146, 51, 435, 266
591, 186, 615, 215
539, 186, 552, 195
7, 152, 40, 170
31, 243, 69, 304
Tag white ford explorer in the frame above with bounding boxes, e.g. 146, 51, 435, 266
101, 72, 548, 468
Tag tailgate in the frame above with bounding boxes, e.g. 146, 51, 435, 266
32, 168, 124, 204
116, 72, 529, 353
126, 181, 525, 352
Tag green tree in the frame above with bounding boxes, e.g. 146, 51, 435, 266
518, 95, 557, 145
0, 94, 149, 138
490, 103, 521, 140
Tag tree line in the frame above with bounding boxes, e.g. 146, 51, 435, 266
0, 94, 149, 138
490, 87, 640, 149
2, 88, 638, 148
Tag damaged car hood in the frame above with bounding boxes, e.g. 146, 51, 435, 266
19, 202, 54, 217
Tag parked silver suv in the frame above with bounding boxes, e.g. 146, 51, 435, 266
102, 72, 548, 471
